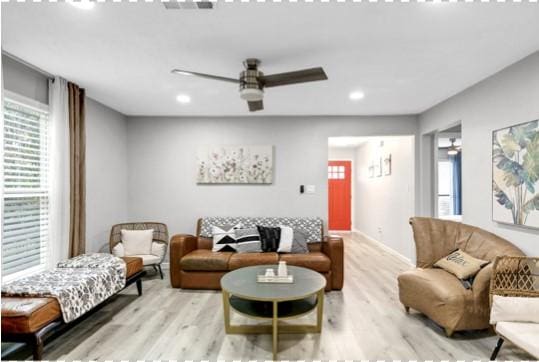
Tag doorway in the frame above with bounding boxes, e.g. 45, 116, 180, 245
435, 124, 462, 220
328, 160, 352, 231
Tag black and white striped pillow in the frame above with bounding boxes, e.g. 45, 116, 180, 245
234, 227, 262, 253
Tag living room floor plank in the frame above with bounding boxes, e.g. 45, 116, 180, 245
4, 232, 532, 360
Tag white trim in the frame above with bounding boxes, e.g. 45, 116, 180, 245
1, 264, 47, 283
353, 228, 413, 265
4, 89, 49, 113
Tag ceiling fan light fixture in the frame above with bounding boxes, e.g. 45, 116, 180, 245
447, 138, 460, 155
240, 88, 264, 102
349, 91, 365, 101
68, 0, 95, 10
176, 94, 191, 104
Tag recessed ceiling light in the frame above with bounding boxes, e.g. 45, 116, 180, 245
349, 91, 365, 101
176, 94, 191, 104
68, 0, 95, 10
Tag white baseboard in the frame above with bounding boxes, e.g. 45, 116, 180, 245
352, 228, 412, 265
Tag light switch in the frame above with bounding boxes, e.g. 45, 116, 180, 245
305, 185, 316, 194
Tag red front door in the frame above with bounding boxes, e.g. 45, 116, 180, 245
328, 160, 352, 231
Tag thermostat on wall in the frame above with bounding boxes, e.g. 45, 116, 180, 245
305, 185, 316, 194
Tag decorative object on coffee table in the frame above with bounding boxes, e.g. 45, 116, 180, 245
492, 119, 539, 229
221, 265, 326, 360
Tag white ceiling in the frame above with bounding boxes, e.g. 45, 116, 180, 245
2, 2, 539, 116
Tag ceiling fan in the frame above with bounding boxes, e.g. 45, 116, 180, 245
171, 58, 328, 112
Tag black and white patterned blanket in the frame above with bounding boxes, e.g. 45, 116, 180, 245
1, 253, 126, 323
199, 217, 323, 243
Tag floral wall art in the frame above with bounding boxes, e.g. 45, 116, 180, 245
492, 119, 539, 228
197, 145, 273, 184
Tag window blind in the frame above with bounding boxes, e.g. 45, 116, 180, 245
2, 96, 49, 277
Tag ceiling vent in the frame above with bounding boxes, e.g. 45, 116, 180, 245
163, 1, 214, 10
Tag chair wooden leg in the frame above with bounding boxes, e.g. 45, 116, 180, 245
136, 278, 142, 296
33, 333, 44, 360
157, 264, 163, 279
444, 327, 454, 337
490, 337, 504, 360
404, 305, 410, 313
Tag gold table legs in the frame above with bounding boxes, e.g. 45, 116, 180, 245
222, 289, 324, 360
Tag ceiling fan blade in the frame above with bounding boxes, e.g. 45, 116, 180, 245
261, 67, 327, 88
171, 69, 239, 84
248, 100, 264, 112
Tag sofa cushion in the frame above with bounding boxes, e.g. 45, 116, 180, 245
1, 297, 61, 333
398, 268, 473, 329
279, 252, 330, 272
181, 250, 233, 271
496, 321, 539, 359
490, 295, 539, 324
228, 252, 279, 270
122, 256, 144, 277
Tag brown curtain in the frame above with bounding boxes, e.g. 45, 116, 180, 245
68, 82, 86, 257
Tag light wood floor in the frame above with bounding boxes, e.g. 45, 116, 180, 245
2, 232, 532, 360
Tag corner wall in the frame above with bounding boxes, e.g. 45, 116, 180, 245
419, 51, 539, 255
85, 98, 128, 253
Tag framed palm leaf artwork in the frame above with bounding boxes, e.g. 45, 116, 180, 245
492, 119, 539, 228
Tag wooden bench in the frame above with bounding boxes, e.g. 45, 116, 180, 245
1, 256, 145, 360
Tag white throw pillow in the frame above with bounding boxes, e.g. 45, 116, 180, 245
121, 229, 154, 256
490, 295, 539, 324
151, 241, 167, 259
112, 242, 125, 257
277, 225, 294, 253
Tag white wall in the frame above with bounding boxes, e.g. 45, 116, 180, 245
126, 116, 418, 238
419, 51, 539, 255
86, 98, 128, 253
353, 137, 416, 260
328, 147, 356, 160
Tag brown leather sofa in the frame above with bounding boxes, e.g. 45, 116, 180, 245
398, 217, 525, 336
170, 219, 344, 291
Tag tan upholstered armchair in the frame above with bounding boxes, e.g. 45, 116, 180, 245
398, 217, 524, 337
110, 222, 169, 279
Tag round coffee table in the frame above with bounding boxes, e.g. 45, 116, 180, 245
220, 265, 326, 360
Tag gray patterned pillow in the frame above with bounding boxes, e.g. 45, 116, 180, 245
234, 228, 262, 253
290, 230, 309, 254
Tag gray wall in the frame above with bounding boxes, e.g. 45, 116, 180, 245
419, 51, 539, 255
86, 98, 129, 253
126, 116, 418, 238
2, 54, 48, 104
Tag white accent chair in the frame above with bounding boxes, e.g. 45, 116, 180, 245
110, 222, 169, 279
489, 256, 539, 360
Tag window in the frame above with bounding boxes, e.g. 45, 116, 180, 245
328, 165, 345, 179
2, 92, 50, 280
437, 160, 453, 217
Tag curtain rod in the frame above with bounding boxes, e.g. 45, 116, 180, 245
2, 50, 55, 80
